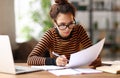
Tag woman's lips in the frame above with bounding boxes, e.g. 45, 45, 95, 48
64, 32, 69, 35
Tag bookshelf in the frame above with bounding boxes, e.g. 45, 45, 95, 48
70, 0, 120, 59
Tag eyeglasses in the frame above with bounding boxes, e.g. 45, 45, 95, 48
55, 19, 76, 30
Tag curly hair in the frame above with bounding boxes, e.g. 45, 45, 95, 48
49, 0, 76, 20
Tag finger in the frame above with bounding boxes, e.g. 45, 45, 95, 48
56, 55, 68, 66
60, 55, 67, 59
56, 56, 65, 66
60, 59, 68, 66
60, 55, 68, 61
56, 59, 67, 66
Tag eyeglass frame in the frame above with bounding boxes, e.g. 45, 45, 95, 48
54, 18, 76, 30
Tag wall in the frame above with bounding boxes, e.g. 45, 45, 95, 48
0, 0, 17, 50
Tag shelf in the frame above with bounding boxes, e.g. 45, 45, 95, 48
71, 0, 120, 46
77, 9, 120, 12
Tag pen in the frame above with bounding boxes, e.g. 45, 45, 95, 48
52, 52, 69, 63
52, 52, 60, 57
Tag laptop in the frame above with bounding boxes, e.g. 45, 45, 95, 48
0, 35, 41, 74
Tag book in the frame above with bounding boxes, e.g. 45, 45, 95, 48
96, 64, 120, 74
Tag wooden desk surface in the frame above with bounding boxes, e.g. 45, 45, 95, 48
0, 63, 120, 78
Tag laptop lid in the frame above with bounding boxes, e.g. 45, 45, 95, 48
0, 35, 42, 74
0, 35, 16, 74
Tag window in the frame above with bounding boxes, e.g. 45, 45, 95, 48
14, 0, 50, 43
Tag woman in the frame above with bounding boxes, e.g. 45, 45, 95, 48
27, 0, 101, 68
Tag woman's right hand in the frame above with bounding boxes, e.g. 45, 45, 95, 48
56, 55, 68, 66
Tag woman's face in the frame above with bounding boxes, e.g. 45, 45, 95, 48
54, 13, 75, 38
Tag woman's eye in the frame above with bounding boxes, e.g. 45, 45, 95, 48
59, 24, 65, 26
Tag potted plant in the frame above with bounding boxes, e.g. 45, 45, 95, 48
29, 0, 53, 33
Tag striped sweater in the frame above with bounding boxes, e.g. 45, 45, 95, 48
27, 25, 101, 67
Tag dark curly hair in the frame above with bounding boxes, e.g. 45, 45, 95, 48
49, 0, 76, 20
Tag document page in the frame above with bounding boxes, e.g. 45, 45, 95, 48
31, 65, 66, 70
66, 38, 105, 68
48, 68, 102, 76
74, 68, 102, 74
48, 69, 81, 76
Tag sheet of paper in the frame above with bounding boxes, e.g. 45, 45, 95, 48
74, 68, 102, 74
66, 38, 105, 68
31, 65, 66, 70
48, 68, 102, 76
48, 69, 81, 76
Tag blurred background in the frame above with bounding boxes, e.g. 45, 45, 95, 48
0, 0, 120, 62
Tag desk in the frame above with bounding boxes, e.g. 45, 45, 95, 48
0, 63, 120, 78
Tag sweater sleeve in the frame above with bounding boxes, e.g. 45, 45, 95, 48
89, 55, 102, 68
27, 30, 56, 66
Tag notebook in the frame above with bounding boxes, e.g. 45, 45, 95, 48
96, 61, 120, 74
96, 64, 120, 74
0, 35, 41, 74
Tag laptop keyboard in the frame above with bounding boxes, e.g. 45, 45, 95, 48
15, 65, 42, 73
15, 66, 34, 72
16, 68, 25, 72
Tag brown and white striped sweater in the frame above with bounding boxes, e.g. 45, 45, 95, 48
27, 25, 101, 67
